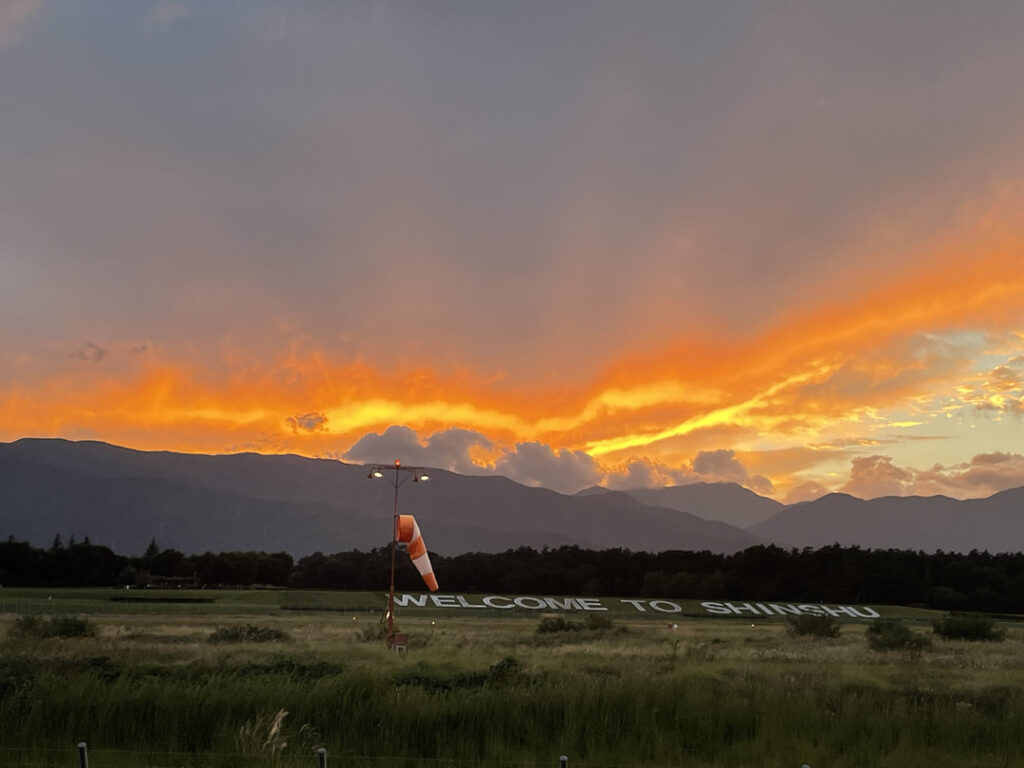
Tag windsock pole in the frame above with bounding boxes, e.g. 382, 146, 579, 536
368, 459, 431, 648
387, 460, 400, 643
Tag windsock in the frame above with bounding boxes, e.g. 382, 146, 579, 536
396, 514, 438, 592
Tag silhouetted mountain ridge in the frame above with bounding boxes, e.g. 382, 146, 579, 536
3, 439, 1021, 555
0, 439, 761, 556
751, 487, 1024, 553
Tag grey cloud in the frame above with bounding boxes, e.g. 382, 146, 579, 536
971, 452, 1015, 466
974, 397, 1023, 416
344, 425, 492, 475
841, 455, 914, 499
743, 475, 774, 496
989, 365, 1021, 389
604, 457, 693, 490
606, 450, 773, 496
691, 449, 773, 495
493, 442, 603, 495
914, 453, 1024, 497
286, 411, 328, 433
71, 342, 110, 363
971, 357, 1024, 416
838, 452, 1024, 499
692, 449, 749, 483
606, 458, 672, 490
344, 426, 423, 464
425, 428, 495, 475
783, 480, 830, 505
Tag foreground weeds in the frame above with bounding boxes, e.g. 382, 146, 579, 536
0, 609, 1021, 767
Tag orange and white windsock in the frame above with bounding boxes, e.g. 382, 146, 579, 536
396, 514, 439, 592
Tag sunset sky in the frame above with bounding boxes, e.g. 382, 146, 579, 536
3, 1, 1024, 501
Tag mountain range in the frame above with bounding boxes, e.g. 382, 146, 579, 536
1, 438, 1021, 555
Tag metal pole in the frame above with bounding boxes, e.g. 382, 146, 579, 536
78, 742, 89, 768
387, 460, 400, 644
317, 747, 327, 767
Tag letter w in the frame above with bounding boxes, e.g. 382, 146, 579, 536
393, 594, 428, 608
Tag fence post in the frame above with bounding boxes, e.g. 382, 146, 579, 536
77, 742, 89, 768
317, 747, 327, 767
559, 756, 568, 768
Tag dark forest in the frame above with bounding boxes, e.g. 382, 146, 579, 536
2, 536, 1023, 614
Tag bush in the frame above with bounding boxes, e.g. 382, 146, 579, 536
866, 619, 931, 653
785, 614, 841, 638
9, 615, 96, 639
536, 615, 615, 634
932, 614, 1006, 642
356, 623, 388, 643
394, 657, 524, 692
537, 616, 582, 634
207, 624, 290, 644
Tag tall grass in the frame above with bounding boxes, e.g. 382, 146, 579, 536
0, 605, 1022, 767
3, 650, 1023, 767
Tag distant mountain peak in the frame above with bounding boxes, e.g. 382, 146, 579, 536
574, 485, 611, 496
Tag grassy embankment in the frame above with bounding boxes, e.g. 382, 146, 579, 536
1, 588, 1022, 768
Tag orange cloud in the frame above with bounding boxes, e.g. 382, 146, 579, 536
1, 236, 1022, 498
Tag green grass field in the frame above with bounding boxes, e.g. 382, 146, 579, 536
2, 588, 1022, 767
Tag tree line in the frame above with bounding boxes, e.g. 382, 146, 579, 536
2, 535, 1023, 613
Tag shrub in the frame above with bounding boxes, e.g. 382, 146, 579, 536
393, 657, 524, 692
485, 656, 523, 684
356, 623, 387, 642
866, 619, 931, 653
536, 615, 615, 634
536, 617, 582, 634
785, 614, 841, 638
932, 614, 1006, 642
207, 624, 290, 644
9, 615, 96, 639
